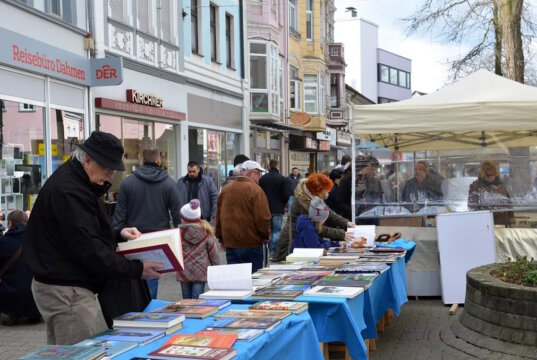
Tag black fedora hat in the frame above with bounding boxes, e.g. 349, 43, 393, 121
78, 131, 125, 171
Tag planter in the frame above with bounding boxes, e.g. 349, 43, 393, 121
460, 263, 537, 345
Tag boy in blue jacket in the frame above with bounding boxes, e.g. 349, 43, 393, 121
290, 196, 339, 252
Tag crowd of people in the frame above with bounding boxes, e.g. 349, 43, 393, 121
0, 130, 515, 347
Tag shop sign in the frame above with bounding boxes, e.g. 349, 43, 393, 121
126, 89, 163, 108
0, 27, 123, 87
318, 140, 330, 151
336, 131, 352, 146
316, 130, 331, 141
305, 137, 318, 150
95, 98, 185, 121
290, 112, 312, 126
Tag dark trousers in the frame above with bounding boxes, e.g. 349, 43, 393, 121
226, 247, 264, 273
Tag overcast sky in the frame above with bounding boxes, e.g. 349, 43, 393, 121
334, 0, 537, 94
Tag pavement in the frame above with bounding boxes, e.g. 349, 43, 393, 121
2, 274, 534, 359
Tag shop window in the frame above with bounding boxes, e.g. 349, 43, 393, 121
18, 103, 36, 112
50, 109, 84, 175
123, 119, 154, 176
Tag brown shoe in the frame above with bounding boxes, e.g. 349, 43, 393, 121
2, 314, 18, 326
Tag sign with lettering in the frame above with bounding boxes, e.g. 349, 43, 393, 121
126, 89, 163, 108
0, 27, 123, 87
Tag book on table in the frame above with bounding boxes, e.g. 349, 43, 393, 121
201, 328, 264, 342
112, 312, 185, 328
151, 303, 219, 319
171, 298, 231, 310
93, 328, 165, 346
162, 332, 238, 349
116, 228, 183, 273
268, 261, 309, 270
212, 317, 281, 332
370, 247, 406, 253
273, 273, 323, 285
214, 309, 291, 320
249, 301, 308, 314
285, 248, 325, 262
335, 263, 390, 274
74, 339, 137, 358
314, 274, 377, 288
148, 344, 236, 360
251, 285, 304, 300
199, 263, 253, 300
19, 345, 104, 360
303, 285, 364, 299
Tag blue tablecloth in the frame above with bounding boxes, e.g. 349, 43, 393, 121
376, 238, 416, 263
115, 301, 323, 360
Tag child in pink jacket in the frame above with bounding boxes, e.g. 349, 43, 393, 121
176, 199, 220, 299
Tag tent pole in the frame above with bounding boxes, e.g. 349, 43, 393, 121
351, 133, 356, 223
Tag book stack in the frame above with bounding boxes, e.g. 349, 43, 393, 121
148, 344, 236, 360
335, 262, 390, 274
112, 312, 185, 334
314, 273, 378, 289
268, 261, 310, 270
200, 263, 253, 300
201, 328, 264, 342
74, 339, 137, 359
251, 284, 308, 300
211, 317, 282, 332
318, 255, 361, 267
172, 298, 231, 310
214, 309, 291, 321
93, 328, 165, 346
358, 252, 397, 263
151, 303, 219, 319
303, 285, 364, 299
19, 345, 105, 360
273, 273, 324, 286
249, 301, 309, 314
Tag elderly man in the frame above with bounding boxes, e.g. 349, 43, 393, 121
113, 147, 181, 299
24, 131, 162, 345
177, 161, 218, 221
215, 160, 271, 273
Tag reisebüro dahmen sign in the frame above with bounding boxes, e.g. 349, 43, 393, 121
0, 27, 122, 87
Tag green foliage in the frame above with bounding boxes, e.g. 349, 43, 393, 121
491, 257, 537, 287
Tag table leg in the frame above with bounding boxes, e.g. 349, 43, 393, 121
383, 311, 390, 326
376, 315, 385, 333
369, 339, 377, 351
319, 342, 329, 359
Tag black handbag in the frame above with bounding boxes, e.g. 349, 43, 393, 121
97, 278, 151, 328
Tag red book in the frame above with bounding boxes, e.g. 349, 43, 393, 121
148, 344, 236, 360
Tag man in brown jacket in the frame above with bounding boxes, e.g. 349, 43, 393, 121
215, 160, 271, 272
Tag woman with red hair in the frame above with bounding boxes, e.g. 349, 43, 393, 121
273, 173, 355, 262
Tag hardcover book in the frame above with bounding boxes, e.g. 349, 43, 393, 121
117, 228, 183, 273
162, 333, 238, 349
285, 248, 325, 262
151, 304, 219, 319
303, 285, 364, 299
148, 344, 236, 360
93, 329, 165, 346
200, 328, 264, 342
171, 299, 231, 310
251, 286, 304, 300
74, 339, 137, 358
19, 345, 104, 360
112, 312, 185, 328
249, 301, 308, 314
211, 317, 281, 332
214, 309, 291, 320
314, 274, 377, 288
336, 263, 390, 274
274, 273, 323, 285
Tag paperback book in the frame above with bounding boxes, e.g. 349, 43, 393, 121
19, 345, 104, 360
117, 228, 183, 272
201, 328, 264, 342
214, 309, 291, 320
162, 333, 237, 349
74, 339, 137, 358
336, 263, 390, 274
251, 286, 304, 300
212, 317, 281, 332
249, 301, 308, 314
303, 285, 364, 299
148, 344, 236, 360
112, 312, 185, 328
274, 273, 323, 285
151, 303, 219, 319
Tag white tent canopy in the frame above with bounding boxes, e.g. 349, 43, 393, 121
352, 70, 537, 151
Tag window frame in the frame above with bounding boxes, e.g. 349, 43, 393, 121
225, 12, 234, 69
289, 65, 302, 111
378, 63, 411, 89
306, 0, 313, 41
330, 74, 340, 108
249, 42, 280, 115
191, 0, 199, 54
289, 0, 298, 33
210, 3, 218, 63
304, 74, 318, 114
18, 103, 36, 113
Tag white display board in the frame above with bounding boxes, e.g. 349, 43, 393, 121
436, 211, 496, 305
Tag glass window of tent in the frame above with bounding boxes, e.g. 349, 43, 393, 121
347, 142, 537, 228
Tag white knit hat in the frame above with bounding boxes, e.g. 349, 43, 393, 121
180, 199, 201, 222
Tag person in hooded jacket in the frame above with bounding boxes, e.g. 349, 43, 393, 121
176, 199, 220, 299
112, 147, 181, 299
290, 196, 339, 253
177, 161, 219, 221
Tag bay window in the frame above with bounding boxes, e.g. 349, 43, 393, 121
306, 0, 313, 41
250, 42, 281, 116
331, 74, 339, 108
304, 74, 318, 114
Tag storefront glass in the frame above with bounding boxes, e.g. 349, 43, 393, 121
50, 108, 84, 173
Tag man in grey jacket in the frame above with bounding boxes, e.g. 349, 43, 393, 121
112, 147, 181, 299
177, 161, 218, 221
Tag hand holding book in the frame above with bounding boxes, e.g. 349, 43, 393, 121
121, 227, 142, 240
142, 261, 163, 279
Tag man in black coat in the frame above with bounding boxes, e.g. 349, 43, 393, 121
24, 131, 162, 345
113, 147, 181, 299
259, 159, 291, 259
0, 210, 40, 325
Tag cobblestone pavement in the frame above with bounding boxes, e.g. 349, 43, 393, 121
2, 275, 534, 359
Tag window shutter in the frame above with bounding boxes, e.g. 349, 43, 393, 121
137, 0, 150, 34
109, 0, 125, 22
